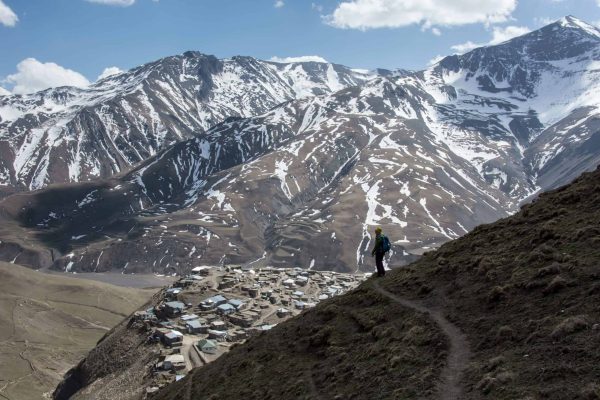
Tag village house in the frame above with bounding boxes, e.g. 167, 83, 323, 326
294, 300, 306, 310
228, 299, 245, 310
207, 329, 228, 342
178, 278, 196, 287
200, 294, 228, 311
134, 309, 156, 323
216, 303, 236, 315
163, 330, 184, 346
282, 278, 295, 287
276, 308, 291, 318
163, 354, 186, 371
186, 319, 204, 334
295, 276, 309, 286
218, 278, 237, 289
210, 320, 227, 330
180, 314, 199, 322
228, 311, 257, 328
164, 301, 186, 317
165, 288, 182, 299
228, 330, 248, 341
197, 339, 218, 354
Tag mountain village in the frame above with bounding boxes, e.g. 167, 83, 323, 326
129, 265, 368, 396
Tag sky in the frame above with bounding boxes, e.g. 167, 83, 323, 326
1, 0, 600, 94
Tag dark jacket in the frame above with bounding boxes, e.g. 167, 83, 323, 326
371, 234, 384, 256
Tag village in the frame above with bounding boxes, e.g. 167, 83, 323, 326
133, 265, 369, 396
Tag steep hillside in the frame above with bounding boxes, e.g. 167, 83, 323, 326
0, 262, 156, 400
147, 167, 600, 399
0, 53, 371, 190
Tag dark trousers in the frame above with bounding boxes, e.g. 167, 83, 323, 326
375, 252, 385, 276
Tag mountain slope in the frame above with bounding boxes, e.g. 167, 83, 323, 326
57, 165, 600, 400
0, 84, 511, 273
0, 52, 371, 190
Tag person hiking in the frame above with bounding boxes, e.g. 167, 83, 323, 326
371, 227, 390, 277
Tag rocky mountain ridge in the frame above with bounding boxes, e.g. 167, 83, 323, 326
0, 53, 372, 190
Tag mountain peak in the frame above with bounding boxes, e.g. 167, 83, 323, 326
555, 15, 600, 38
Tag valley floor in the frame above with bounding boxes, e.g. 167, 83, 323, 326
0, 263, 156, 400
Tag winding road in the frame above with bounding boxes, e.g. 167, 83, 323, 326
372, 280, 471, 400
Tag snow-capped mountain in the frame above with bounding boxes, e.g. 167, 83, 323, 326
1, 16, 600, 274
0, 52, 372, 190
424, 15, 600, 191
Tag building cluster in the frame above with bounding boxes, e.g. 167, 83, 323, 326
136, 265, 368, 396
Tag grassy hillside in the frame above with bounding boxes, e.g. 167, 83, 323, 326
0, 263, 156, 400
153, 166, 600, 400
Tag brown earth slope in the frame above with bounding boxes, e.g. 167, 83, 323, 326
0, 263, 156, 400
152, 166, 600, 400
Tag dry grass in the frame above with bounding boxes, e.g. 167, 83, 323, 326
0, 262, 155, 400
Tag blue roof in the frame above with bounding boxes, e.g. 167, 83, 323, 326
206, 295, 227, 303
217, 303, 235, 310
165, 332, 181, 339
228, 299, 244, 307
186, 320, 202, 328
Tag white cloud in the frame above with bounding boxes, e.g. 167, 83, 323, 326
97, 66, 123, 80
427, 55, 445, 66
4, 58, 90, 95
534, 17, 556, 27
451, 25, 531, 53
450, 41, 480, 53
431, 27, 441, 36
0, 0, 18, 27
274, 0, 284, 8
488, 25, 531, 44
269, 55, 329, 63
326, 0, 517, 30
0, 86, 11, 96
85, 0, 136, 6
311, 3, 323, 12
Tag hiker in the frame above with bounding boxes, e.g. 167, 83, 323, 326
371, 227, 390, 277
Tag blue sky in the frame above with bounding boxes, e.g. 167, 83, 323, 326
1, 0, 600, 94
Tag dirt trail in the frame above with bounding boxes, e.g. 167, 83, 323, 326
372, 280, 470, 400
